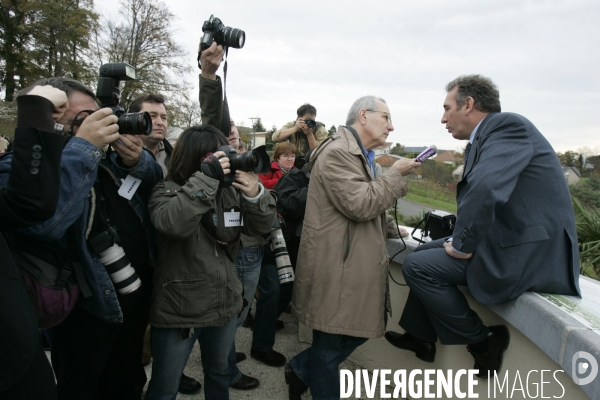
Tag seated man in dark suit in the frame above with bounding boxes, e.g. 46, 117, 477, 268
386, 74, 581, 377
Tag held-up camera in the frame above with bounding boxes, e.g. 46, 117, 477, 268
304, 118, 317, 129
200, 15, 245, 52
96, 63, 152, 136
201, 144, 270, 187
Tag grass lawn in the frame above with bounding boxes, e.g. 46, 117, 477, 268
404, 193, 457, 213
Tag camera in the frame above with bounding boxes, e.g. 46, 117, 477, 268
88, 226, 141, 295
200, 15, 245, 51
269, 213, 294, 284
201, 144, 270, 187
304, 118, 317, 129
96, 63, 152, 136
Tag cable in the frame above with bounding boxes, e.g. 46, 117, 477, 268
388, 199, 408, 286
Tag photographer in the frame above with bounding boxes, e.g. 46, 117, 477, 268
145, 125, 275, 400
199, 42, 272, 391
0, 85, 68, 400
272, 103, 328, 157
4, 77, 163, 399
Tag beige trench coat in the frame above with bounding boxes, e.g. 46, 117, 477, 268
291, 126, 408, 339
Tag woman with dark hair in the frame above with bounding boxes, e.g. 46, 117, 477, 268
145, 125, 276, 400
258, 142, 297, 189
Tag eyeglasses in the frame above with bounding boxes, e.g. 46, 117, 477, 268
280, 154, 296, 159
366, 110, 392, 123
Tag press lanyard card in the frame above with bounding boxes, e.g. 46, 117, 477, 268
118, 174, 142, 200
224, 208, 243, 227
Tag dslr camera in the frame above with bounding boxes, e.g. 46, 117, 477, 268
303, 118, 317, 129
201, 144, 270, 187
200, 15, 245, 52
96, 63, 152, 136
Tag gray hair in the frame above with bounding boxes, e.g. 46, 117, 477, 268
346, 95, 387, 125
445, 75, 501, 113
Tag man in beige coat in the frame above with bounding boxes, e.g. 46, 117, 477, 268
285, 95, 421, 400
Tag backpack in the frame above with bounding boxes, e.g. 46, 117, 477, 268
10, 228, 91, 329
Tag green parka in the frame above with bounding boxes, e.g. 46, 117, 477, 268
148, 172, 275, 328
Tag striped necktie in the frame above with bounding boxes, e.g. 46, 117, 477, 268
464, 142, 472, 164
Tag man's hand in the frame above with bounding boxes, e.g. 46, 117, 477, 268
75, 108, 120, 149
443, 241, 473, 259
200, 42, 224, 80
295, 117, 313, 136
27, 85, 69, 121
113, 134, 143, 168
391, 158, 421, 176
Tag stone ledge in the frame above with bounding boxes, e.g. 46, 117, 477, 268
387, 227, 600, 399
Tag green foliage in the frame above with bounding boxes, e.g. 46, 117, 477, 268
327, 125, 336, 136
557, 150, 581, 168
251, 118, 266, 132
419, 159, 454, 185
570, 177, 600, 209
390, 143, 405, 156
0, 101, 17, 138
0, 0, 98, 100
572, 197, 600, 280
407, 179, 455, 204
403, 193, 457, 213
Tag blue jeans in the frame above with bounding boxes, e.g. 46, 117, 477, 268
226, 244, 262, 385
145, 319, 237, 400
289, 329, 367, 400
252, 261, 293, 351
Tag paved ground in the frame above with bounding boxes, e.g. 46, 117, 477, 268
394, 198, 434, 218
140, 306, 392, 400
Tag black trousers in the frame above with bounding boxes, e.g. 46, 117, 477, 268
398, 239, 489, 345
0, 336, 57, 400
50, 267, 152, 400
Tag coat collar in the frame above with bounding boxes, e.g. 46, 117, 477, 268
462, 112, 498, 178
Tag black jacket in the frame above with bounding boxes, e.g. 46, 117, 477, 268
0, 96, 65, 390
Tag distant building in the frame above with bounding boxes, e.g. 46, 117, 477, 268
433, 150, 462, 167
375, 154, 409, 172
562, 166, 581, 185
452, 165, 464, 182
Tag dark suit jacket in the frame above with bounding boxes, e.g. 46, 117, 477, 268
453, 112, 580, 304
0, 102, 65, 390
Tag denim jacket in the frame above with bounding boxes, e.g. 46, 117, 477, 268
0, 137, 163, 322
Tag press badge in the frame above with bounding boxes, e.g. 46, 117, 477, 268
224, 209, 243, 227
118, 174, 142, 200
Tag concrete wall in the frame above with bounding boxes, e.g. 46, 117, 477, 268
298, 260, 591, 399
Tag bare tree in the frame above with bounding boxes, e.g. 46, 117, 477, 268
168, 94, 201, 128
91, 0, 191, 107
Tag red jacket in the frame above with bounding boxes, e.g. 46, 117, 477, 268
259, 160, 294, 189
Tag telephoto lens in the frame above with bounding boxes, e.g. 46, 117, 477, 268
98, 243, 142, 295
269, 214, 294, 284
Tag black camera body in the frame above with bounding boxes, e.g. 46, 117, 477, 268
201, 144, 270, 188
96, 63, 152, 136
304, 118, 317, 129
200, 15, 245, 51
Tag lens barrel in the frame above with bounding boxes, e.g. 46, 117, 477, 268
270, 228, 295, 284
223, 27, 245, 49
98, 243, 142, 295
117, 111, 152, 135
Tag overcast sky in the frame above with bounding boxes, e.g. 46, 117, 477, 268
102, 0, 599, 153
